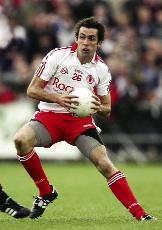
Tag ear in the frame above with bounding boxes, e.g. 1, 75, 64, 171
97, 42, 102, 49
75, 37, 78, 44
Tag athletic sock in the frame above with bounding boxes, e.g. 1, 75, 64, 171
108, 171, 145, 220
17, 149, 52, 197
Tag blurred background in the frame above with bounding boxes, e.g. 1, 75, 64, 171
0, 0, 162, 162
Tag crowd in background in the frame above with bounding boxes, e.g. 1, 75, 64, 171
0, 0, 162, 153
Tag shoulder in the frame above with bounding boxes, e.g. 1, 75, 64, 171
96, 55, 111, 74
53, 46, 72, 54
43, 46, 72, 61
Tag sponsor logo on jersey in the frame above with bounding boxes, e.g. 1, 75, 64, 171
74, 69, 83, 74
86, 75, 95, 84
52, 77, 73, 91
60, 67, 68, 74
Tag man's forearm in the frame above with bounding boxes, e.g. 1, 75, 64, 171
27, 87, 60, 103
97, 104, 111, 118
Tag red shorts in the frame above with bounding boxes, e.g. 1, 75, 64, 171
33, 111, 96, 145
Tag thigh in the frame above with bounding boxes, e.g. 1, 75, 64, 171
75, 128, 104, 158
28, 120, 52, 147
33, 111, 63, 145
75, 128, 114, 168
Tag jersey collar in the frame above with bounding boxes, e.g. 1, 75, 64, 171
70, 43, 99, 64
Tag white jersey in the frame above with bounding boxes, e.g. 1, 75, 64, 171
34, 43, 112, 112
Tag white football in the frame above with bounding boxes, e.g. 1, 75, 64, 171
69, 88, 95, 117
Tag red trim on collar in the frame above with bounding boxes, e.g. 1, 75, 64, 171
70, 43, 78, 52
95, 54, 105, 63
95, 54, 99, 62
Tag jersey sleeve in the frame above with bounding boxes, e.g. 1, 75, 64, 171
96, 64, 112, 96
34, 49, 58, 81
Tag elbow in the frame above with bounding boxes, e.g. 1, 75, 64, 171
27, 86, 35, 98
106, 110, 111, 118
105, 105, 111, 117
107, 107, 111, 116
103, 110, 111, 118
97, 107, 111, 119
107, 108, 111, 118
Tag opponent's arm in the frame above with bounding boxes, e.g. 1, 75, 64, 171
27, 76, 78, 109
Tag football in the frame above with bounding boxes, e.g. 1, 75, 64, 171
69, 87, 95, 117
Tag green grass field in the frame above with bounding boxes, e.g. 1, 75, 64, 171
0, 161, 161, 230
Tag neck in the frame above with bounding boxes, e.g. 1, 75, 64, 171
77, 53, 93, 65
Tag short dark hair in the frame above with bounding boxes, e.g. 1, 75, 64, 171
75, 17, 105, 43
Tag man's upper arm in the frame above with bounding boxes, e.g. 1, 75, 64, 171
34, 50, 58, 81
96, 64, 111, 96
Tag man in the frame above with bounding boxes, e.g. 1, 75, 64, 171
0, 184, 30, 218
14, 17, 156, 220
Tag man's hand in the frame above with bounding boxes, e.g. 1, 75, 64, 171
90, 95, 101, 114
56, 91, 79, 110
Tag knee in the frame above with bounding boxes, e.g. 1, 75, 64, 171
96, 157, 115, 178
96, 158, 109, 173
14, 132, 29, 153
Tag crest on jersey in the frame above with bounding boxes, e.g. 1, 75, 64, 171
60, 67, 68, 74
86, 75, 95, 84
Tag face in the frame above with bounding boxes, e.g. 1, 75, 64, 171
75, 27, 101, 63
